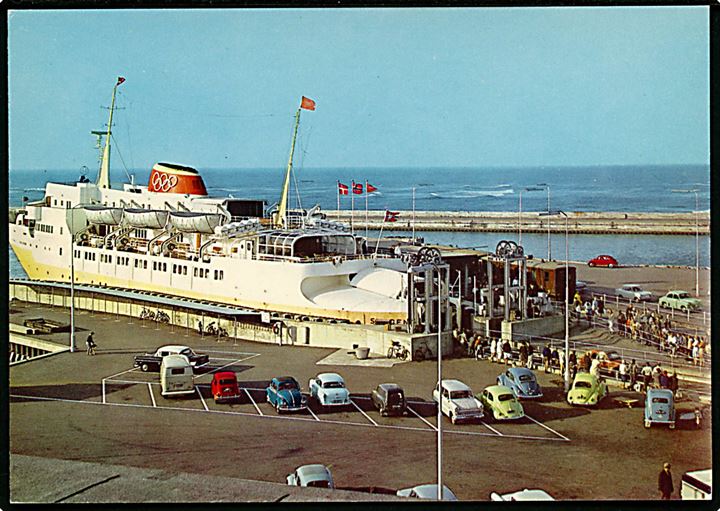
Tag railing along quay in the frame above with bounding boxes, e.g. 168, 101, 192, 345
328, 210, 710, 235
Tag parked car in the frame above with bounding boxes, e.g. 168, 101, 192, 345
371, 383, 407, 416
286, 464, 334, 489
659, 290, 702, 312
308, 373, 351, 407
644, 388, 676, 429
397, 484, 458, 501
567, 373, 608, 406
497, 367, 543, 399
211, 371, 240, 403
266, 376, 307, 413
160, 354, 195, 397
583, 350, 623, 377
134, 344, 209, 372
432, 379, 484, 424
587, 255, 619, 268
480, 385, 525, 421
490, 489, 555, 501
615, 284, 653, 302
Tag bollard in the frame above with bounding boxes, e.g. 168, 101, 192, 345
703, 311, 706, 325
687, 309, 690, 322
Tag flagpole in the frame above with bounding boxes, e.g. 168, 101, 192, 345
351, 181, 355, 235
337, 181, 340, 222
373, 213, 387, 259
412, 187, 416, 241
365, 180, 369, 238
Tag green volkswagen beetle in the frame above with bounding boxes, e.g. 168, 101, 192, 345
567, 372, 608, 407
480, 385, 525, 421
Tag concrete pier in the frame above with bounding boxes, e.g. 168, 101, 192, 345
328, 210, 709, 235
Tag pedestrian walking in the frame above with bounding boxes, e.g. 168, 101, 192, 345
542, 344, 551, 373
658, 462, 674, 500
619, 359, 628, 388
519, 343, 528, 367
198, 320, 203, 336
590, 356, 600, 378
86, 332, 97, 356
490, 338, 497, 363
502, 339, 512, 365
629, 359, 638, 390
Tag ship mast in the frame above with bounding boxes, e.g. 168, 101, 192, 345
96, 77, 124, 189
276, 108, 301, 228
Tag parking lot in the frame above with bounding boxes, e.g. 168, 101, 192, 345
9, 302, 712, 501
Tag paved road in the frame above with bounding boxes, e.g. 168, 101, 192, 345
9, 302, 711, 502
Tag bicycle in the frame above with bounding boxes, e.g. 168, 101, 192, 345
155, 310, 170, 324
139, 307, 155, 321
414, 341, 434, 361
387, 340, 410, 360
206, 322, 229, 338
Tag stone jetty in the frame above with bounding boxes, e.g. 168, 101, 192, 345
327, 211, 709, 235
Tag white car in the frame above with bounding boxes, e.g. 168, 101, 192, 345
397, 484, 458, 501
308, 373, 351, 407
432, 379, 484, 424
286, 464, 334, 489
615, 284, 653, 302
490, 489, 555, 501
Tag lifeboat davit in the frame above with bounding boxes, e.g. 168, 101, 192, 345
148, 162, 208, 195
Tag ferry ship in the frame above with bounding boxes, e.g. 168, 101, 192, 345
9, 79, 409, 324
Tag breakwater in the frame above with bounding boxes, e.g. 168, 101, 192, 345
326, 211, 709, 235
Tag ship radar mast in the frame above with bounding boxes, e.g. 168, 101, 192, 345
275, 96, 315, 228
95, 76, 125, 189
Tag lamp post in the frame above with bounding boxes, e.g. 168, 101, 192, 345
541, 209, 569, 391
436, 263, 442, 501
518, 187, 543, 246
67, 203, 86, 353
536, 183, 551, 260
671, 189, 700, 297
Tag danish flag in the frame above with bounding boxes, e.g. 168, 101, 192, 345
385, 210, 400, 222
338, 182, 349, 195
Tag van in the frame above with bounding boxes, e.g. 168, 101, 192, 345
160, 354, 195, 397
681, 469, 712, 500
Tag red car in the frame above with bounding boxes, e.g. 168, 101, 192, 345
588, 255, 618, 268
211, 371, 241, 403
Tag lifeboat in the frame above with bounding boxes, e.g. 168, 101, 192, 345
147, 162, 208, 195
169, 211, 223, 234
83, 205, 124, 225
123, 208, 169, 229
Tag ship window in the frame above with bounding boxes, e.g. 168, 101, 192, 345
67, 201, 71, 208
219, 270, 224, 280
144, 261, 147, 269
54, 199, 57, 206
173, 264, 177, 273
194, 268, 198, 277
59, 247, 62, 256
61, 200, 64, 207
204, 269, 209, 278
60, 227, 63, 235
183, 266, 187, 275
214, 270, 218, 280
109, 255, 112, 263
163, 263, 167, 271
153, 261, 157, 270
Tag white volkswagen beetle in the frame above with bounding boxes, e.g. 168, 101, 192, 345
432, 379, 484, 424
286, 464, 335, 489
308, 373, 351, 407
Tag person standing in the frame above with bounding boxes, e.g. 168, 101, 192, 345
197, 320, 204, 336
618, 359, 628, 388
658, 462, 674, 499
85, 332, 96, 356
490, 338, 497, 363
542, 344, 551, 373
629, 359, 638, 391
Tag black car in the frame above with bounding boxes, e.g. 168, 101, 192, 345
371, 383, 407, 416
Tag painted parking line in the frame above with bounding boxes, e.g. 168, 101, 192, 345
200, 350, 260, 356
104, 367, 140, 381
196, 387, 209, 411
480, 421, 503, 436
9, 393, 568, 442
525, 414, 570, 441
350, 399, 378, 426
147, 383, 157, 408
244, 388, 263, 416
406, 405, 437, 431
194, 357, 252, 382
306, 404, 320, 422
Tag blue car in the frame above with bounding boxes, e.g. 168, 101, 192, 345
497, 367, 543, 399
644, 388, 676, 429
266, 376, 307, 413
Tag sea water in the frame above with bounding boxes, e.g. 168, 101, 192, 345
8, 165, 710, 278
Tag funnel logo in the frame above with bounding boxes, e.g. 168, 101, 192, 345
151, 172, 179, 192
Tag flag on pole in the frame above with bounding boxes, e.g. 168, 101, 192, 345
300, 96, 316, 111
352, 182, 363, 194
366, 183, 378, 193
116, 76, 126, 86
385, 210, 400, 223
338, 182, 349, 195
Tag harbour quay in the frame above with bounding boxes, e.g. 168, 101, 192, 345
330, 210, 710, 235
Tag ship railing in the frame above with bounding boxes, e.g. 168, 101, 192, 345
251, 252, 395, 264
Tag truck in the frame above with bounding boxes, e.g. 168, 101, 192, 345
133, 344, 209, 372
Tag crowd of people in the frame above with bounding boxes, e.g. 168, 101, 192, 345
570, 292, 708, 368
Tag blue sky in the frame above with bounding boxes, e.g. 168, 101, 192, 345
8, 7, 709, 171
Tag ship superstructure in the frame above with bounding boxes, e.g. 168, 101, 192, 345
9, 82, 409, 324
